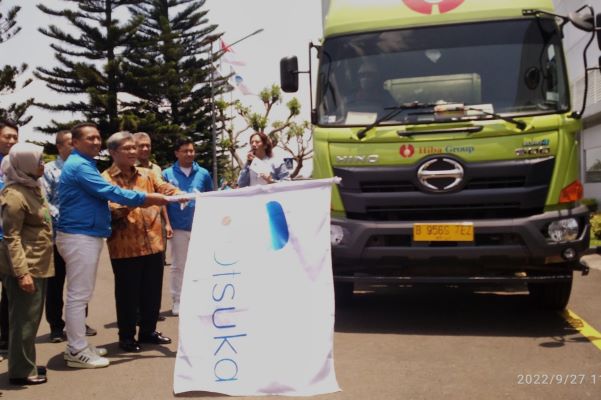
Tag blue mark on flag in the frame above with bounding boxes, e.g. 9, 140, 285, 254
266, 201, 289, 250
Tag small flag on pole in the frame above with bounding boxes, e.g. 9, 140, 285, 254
234, 74, 254, 96
220, 39, 246, 66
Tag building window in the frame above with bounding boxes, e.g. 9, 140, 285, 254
585, 146, 601, 182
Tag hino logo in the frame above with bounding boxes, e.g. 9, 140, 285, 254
335, 155, 379, 164
417, 157, 464, 192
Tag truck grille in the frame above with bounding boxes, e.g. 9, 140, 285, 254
334, 157, 554, 221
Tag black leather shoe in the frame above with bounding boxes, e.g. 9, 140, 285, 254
85, 325, 98, 336
138, 331, 172, 345
49, 330, 66, 343
9, 375, 48, 385
119, 340, 141, 352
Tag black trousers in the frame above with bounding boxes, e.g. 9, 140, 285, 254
45, 245, 88, 332
110, 252, 164, 342
0, 281, 8, 343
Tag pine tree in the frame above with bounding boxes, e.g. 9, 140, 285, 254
35, 0, 144, 137
0, 1, 33, 125
123, 0, 226, 169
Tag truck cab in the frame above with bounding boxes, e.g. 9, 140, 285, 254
282, 0, 599, 309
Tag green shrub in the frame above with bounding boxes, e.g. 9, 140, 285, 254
591, 213, 601, 239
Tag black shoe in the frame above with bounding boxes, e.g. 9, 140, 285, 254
119, 340, 141, 353
9, 375, 48, 385
49, 330, 66, 343
85, 325, 97, 336
138, 331, 172, 345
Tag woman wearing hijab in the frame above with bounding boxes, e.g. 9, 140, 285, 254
237, 132, 290, 187
0, 143, 53, 386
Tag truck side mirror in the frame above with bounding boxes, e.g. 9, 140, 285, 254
280, 56, 299, 93
311, 109, 318, 125
569, 11, 594, 31
597, 14, 601, 49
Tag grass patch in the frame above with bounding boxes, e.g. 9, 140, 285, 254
590, 238, 601, 248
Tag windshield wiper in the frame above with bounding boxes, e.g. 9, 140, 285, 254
463, 106, 527, 130
356, 102, 527, 139
356, 101, 438, 139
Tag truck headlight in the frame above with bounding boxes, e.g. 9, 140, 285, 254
547, 218, 579, 242
331, 225, 345, 245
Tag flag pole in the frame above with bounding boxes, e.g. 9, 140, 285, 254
210, 28, 264, 189
230, 64, 234, 171
210, 41, 218, 189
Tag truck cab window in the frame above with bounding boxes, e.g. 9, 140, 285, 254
316, 18, 569, 126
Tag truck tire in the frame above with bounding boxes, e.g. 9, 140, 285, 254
334, 281, 354, 307
527, 271, 573, 310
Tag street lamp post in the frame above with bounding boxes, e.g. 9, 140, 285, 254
210, 28, 264, 189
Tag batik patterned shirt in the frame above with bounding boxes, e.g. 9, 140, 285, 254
102, 164, 179, 259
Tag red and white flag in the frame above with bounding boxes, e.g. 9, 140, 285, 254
220, 39, 246, 66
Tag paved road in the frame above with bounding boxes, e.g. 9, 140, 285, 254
1, 248, 601, 399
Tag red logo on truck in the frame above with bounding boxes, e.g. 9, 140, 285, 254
403, 0, 464, 14
400, 144, 415, 158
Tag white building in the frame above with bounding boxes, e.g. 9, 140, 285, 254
555, 0, 601, 201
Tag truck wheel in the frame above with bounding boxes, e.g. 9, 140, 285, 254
334, 281, 354, 307
527, 271, 573, 310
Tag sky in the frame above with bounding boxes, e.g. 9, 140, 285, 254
0, 0, 323, 172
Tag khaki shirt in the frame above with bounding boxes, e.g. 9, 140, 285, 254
102, 164, 179, 260
0, 184, 54, 278
136, 161, 163, 182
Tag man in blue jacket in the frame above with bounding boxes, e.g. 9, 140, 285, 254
162, 138, 213, 316
57, 123, 172, 369
43, 130, 97, 343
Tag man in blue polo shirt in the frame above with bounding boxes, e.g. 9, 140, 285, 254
162, 138, 213, 316
0, 119, 19, 355
57, 123, 172, 369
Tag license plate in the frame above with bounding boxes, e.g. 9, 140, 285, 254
413, 223, 474, 242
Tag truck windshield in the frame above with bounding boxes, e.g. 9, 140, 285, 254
316, 18, 569, 126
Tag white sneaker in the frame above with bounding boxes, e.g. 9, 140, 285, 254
89, 345, 108, 357
64, 347, 110, 369
63, 345, 107, 360
172, 302, 180, 316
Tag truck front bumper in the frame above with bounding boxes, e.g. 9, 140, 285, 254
331, 205, 590, 278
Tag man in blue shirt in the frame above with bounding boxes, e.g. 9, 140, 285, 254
0, 119, 19, 355
57, 123, 171, 369
162, 138, 213, 316
42, 130, 97, 343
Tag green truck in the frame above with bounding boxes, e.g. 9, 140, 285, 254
281, 0, 600, 309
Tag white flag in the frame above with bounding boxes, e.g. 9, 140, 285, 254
233, 74, 254, 96
174, 179, 341, 396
